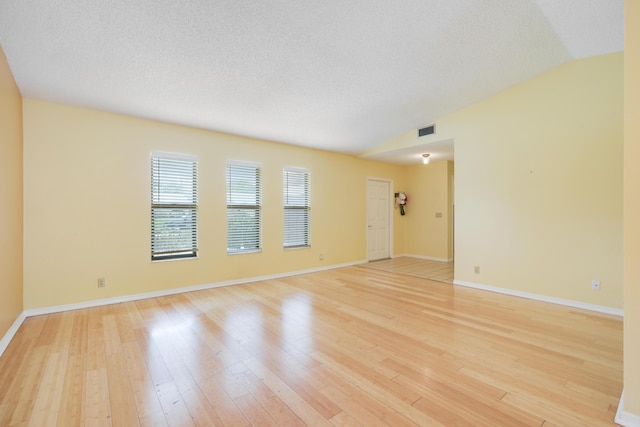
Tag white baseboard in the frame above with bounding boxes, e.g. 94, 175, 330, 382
616, 391, 640, 426
453, 280, 623, 317
23, 259, 368, 317
4, 261, 367, 355
394, 254, 453, 262
4, 260, 634, 422
0, 312, 27, 358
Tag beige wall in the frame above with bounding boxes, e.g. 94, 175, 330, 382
447, 161, 454, 260
624, 0, 640, 417
22, 100, 406, 309
450, 52, 623, 309
402, 160, 454, 260
0, 45, 23, 336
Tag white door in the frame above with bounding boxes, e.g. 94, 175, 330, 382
367, 179, 391, 261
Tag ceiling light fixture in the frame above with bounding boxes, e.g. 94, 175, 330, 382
422, 154, 430, 164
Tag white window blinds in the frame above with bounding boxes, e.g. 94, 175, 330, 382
283, 168, 310, 249
227, 162, 262, 254
151, 153, 198, 261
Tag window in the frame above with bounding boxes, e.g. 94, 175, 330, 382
283, 167, 310, 249
227, 161, 262, 254
151, 153, 198, 261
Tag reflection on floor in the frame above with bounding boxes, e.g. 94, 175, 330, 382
363, 256, 454, 284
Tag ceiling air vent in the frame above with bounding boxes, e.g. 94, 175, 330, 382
418, 125, 435, 137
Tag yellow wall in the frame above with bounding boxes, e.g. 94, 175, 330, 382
22, 100, 406, 309
623, 0, 640, 417
449, 52, 623, 309
402, 160, 454, 260
0, 45, 23, 336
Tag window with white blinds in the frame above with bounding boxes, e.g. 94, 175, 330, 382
227, 162, 262, 254
151, 153, 198, 261
283, 168, 310, 249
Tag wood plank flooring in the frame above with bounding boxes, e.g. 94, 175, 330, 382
362, 257, 454, 283
0, 266, 623, 426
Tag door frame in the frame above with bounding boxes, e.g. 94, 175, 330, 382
366, 177, 394, 261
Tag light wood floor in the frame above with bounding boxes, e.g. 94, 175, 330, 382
363, 257, 454, 283
0, 266, 622, 426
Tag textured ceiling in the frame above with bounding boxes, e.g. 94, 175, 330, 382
0, 0, 623, 159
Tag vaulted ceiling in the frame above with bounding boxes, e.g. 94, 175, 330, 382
0, 0, 623, 159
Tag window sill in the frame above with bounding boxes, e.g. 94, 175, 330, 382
227, 249, 262, 256
151, 256, 198, 263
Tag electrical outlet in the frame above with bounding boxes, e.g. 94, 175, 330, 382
319, 254, 324, 260
98, 278, 106, 288
474, 266, 480, 274
591, 280, 601, 291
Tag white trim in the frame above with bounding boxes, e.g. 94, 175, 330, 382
151, 151, 198, 161
0, 312, 27, 358
366, 177, 394, 261
23, 260, 368, 317
226, 159, 263, 168
616, 391, 640, 426
283, 166, 311, 174
396, 254, 453, 263
453, 280, 623, 316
